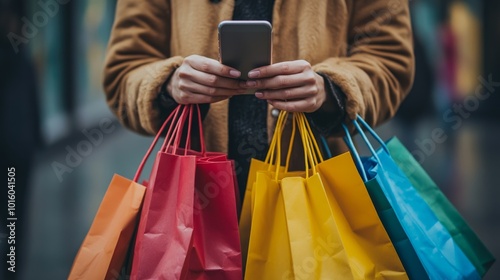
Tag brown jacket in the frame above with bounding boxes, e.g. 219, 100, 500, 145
103, 0, 414, 157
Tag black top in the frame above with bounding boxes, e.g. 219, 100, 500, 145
229, 0, 275, 201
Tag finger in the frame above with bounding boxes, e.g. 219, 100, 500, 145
268, 98, 319, 113
180, 67, 243, 90
242, 71, 316, 89
179, 80, 246, 97
185, 55, 241, 78
175, 90, 229, 105
254, 84, 318, 100
247, 60, 310, 79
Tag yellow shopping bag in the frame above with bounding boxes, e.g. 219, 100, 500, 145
242, 112, 408, 279
244, 112, 351, 279
240, 112, 297, 278
239, 113, 293, 269
298, 114, 407, 279
297, 113, 406, 279
280, 175, 353, 280
317, 152, 407, 279
239, 158, 268, 268
280, 115, 352, 280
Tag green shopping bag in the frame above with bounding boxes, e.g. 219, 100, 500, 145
386, 137, 495, 277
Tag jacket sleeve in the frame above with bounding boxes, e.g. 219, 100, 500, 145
312, 0, 415, 127
103, 0, 183, 135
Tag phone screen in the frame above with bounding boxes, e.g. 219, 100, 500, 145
218, 21, 272, 81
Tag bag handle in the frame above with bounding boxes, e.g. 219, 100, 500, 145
320, 136, 332, 159
170, 105, 192, 154
134, 104, 206, 182
268, 111, 288, 178
292, 113, 312, 178
284, 113, 296, 173
133, 105, 182, 182
278, 113, 311, 179
177, 105, 195, 155
160, 105, 206, 156
179, 105, 206, 156
266, 110, 291, 167
266, 111, 322, 179
281, 112, 317, 175
164, 105, 194, 154
298, 114, 314, 178
352, 117, 384, 165
300, 113, 323, 164
161, 105, 189, 153
192, 105, 206, 155
340, 115, 390, 182
341, 124, 368, 182
355, 115, 389, 154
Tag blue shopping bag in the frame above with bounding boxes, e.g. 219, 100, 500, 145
339, 116, 480, 280
322, 133, 429, 280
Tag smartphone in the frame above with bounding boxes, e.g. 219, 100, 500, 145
218, 20, 272, 84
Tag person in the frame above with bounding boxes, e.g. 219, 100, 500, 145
103, 0, 415, 198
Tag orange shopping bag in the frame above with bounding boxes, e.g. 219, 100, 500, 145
68, 175, 146, 280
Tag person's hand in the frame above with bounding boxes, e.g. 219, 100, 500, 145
241, 60, 328, 112
167, 55, 246, 104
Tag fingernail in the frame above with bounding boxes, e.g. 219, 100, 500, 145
255, 92, 263, 98
248, 70, 260, 78
229, 70, 241, 77
246, 81, 257, 87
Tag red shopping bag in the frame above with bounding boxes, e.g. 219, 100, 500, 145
187, 155, 241, 279
130, 105, 242, 280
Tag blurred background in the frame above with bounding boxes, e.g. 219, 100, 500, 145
0, 0, 499, 279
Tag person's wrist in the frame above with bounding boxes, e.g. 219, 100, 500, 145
317, 74, 335, 113
306, 72, 346, 135
159, 70, 178, 108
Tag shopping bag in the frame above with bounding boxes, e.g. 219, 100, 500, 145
239, 112, 292, 268
68, 105, 178, 280
244, 112, 406, 279
238, 158, 268, 270
131, 105, 242, 280
186, 155, 242, 279
239, 159, 290, 268
245, 168, 295, 279
327, 131, 429, 280
130, 106, 195, 280
296, 114, 406, 279
386, 137, 495, 277
344, 115, 480, 280
279, 114, 352, 280
243, 112, 297, 279
67, 175, 145, 280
